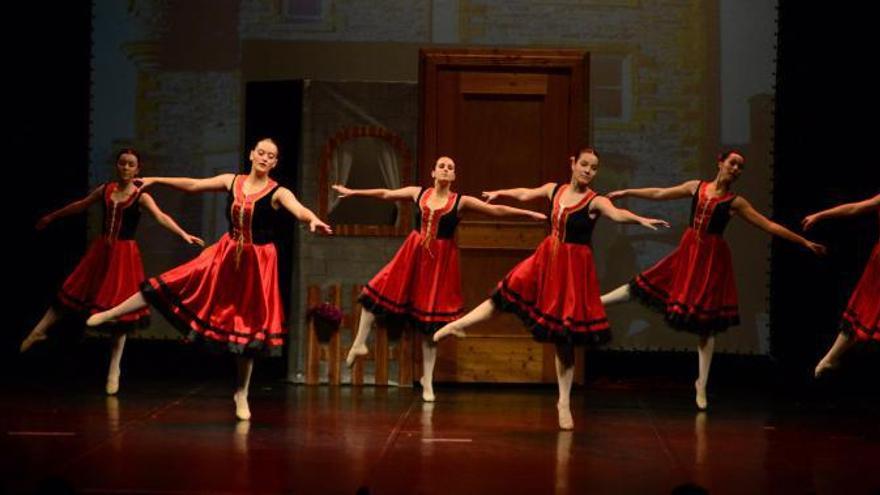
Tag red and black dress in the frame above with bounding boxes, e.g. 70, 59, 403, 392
840, 212, 879, 341
359, 187, 464, 334
492, 184, 611, 345
630, 180, 739, 335
56, 182, 150, 332
141, 175, 286, 355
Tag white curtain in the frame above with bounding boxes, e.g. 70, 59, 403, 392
376, 141, 400, 190
327, 142, 353, 213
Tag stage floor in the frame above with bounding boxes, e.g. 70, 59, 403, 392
2, 377, 877, 494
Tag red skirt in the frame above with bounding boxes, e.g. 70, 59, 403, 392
840, 242, 879, 342
57, 237, 150, 332
359, 231, 463, 334
142, 233, 285, 355
492, 236, 611, 346
630, 228, 739, 335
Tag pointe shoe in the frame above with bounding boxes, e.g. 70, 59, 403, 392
814, 360, 837, 378
20, 331, 47, 353
557, 403, 574, 430
346, 345, 368, 368
234, 392, 251, 421
86, 313, 110, 327
106, 371, 120, 396
420, 376, 435, 402
432, 325, 466, 343
694, 381, 708, 411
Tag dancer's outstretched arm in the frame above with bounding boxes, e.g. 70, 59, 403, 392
802, 194, 880, 230
459, 196, 546, 221
35, 186, 104, 230
607, 180, 699, 201
139, 174, 234, 194
590, 196, 670, 230
482, 182, 556, 203
332, 184, 421, 202
138, 193, 205, 246
275, 187, 332, 234
734, 197, 826, 255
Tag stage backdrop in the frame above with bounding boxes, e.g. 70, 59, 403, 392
88, 1, 777, 375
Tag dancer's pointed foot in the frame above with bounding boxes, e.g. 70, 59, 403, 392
105, 369, 120, 396
432, 324, 466, 343
87, 312, 113, 327
694, 380, 708, 411
20, 330, 48, 353
346, 344, 369, 368
557, 402, 574, 430
814, 359, 837, 378
420, 376, 435, 402
234, 391, 251, 421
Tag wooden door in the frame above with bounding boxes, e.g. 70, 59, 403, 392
419, 48, 590, 384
